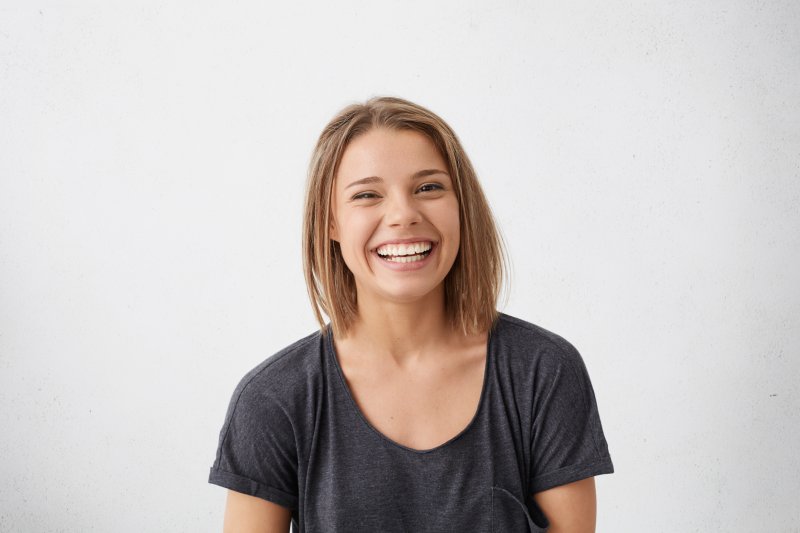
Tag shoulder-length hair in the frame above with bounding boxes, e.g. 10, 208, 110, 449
302, 96, 508, 339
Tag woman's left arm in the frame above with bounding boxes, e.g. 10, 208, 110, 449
532, 477, 597, 533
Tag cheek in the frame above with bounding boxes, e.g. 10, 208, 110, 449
338, 213, 372, 249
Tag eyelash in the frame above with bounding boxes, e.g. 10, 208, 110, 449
352, 183, 444, 200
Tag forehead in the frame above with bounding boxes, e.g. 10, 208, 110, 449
335, 128, 447, 188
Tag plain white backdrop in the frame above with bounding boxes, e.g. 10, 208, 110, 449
1, 1, 798, 531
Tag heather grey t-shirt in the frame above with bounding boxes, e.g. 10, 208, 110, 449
208, 313, 614, 532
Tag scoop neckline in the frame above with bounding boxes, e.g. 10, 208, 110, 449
325, 321, 495, 455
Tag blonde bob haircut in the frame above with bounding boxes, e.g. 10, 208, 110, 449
302, 96, 508, 339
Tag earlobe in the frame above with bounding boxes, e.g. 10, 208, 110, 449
330, 222, 339, 242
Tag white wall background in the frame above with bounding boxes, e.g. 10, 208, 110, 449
1, 1, 798, 531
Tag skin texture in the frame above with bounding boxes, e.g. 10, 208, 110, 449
223, 490, 291, 533
221, 127, 599, 531
533, 477, 597, 532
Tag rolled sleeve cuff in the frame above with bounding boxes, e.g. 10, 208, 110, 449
208, 467, 298, 510
531, 456, 615, 494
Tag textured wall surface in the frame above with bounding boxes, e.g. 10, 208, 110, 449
1, 1, 798, 531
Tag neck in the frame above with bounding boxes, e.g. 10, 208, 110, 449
341, 284, 454, 366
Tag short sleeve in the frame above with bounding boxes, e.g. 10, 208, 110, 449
529, 339, 614, 494
208, 373, 299, 510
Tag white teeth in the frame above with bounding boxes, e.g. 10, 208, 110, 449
383, 253, 427, 263
376, 241, 432, 257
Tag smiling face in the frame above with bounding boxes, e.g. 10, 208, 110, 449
330, 127, 461, 307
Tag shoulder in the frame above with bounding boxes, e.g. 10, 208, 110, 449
491, 312, 597, 401
211, 333, 324, 504
227, 329, 326, 416
500, 315, 615, 492
493, 312, 584, 371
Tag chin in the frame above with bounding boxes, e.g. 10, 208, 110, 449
378, 283, 446, 305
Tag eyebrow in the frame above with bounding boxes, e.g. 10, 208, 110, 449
345, 169, 449, 189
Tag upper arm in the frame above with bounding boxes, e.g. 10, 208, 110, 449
223, 490, 292, 533
532, 477, 597, 533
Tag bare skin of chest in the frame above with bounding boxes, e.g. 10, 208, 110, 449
335, 335, 488, 451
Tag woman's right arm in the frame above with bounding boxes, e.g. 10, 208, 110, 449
223, 490, 292, 533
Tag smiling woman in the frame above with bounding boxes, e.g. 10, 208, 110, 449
329, 128, 461, 312
208, 97, 614, 532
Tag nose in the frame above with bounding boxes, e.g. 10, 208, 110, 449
384, 192, 422, 227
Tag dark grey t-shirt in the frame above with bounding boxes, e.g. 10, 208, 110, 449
208, 313, 614, 532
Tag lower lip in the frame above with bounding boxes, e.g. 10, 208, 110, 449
372, 244, 437, 271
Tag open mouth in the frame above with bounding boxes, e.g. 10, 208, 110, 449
374, 241, 434, 263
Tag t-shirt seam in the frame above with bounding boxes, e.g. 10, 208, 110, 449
491, 484, 494, 531
561, 344, 604, 459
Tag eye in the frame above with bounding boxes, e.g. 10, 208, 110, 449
351, 191, 379, 200
418, 183, 444, 193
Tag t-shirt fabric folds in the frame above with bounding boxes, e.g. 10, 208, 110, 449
208, 313, 614, 532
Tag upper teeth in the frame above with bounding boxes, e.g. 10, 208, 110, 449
376, 242, 432, 256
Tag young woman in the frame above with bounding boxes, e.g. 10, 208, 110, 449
209, 97, 614, 532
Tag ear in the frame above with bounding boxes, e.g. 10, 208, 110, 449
329, 218, 339, 242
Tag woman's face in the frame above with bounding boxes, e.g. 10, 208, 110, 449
330, 127, 460, 306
